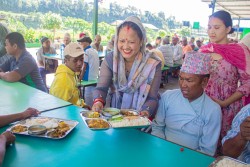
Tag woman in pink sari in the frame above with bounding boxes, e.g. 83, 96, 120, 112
200, 10, 250, 154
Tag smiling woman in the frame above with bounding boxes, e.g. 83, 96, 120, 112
92, 16, 162, 119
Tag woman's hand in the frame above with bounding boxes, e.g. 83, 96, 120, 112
92, 102, 104, 112
140, 110, 150, 118
211, 97, 228, 107
211, 91, 244, 108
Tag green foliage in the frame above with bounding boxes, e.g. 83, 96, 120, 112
158, 30, 167, 38
23, 28, 36, 43
64, 17, 92, 40
97, 22, 115, 41
41, 12, 62, 40
176, 27, 191, 37
7, 17, 27, 34
0, 23, 9, 57
0, 1, 201, 46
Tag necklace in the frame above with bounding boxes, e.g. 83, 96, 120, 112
125, 61, 133, 74
125, 68, 130, 74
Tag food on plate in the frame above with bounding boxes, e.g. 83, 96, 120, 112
102, 108, 120, 116
109, 116, 150, 128
11, 125, 28, 133
210, 157, 247, 167
58, 121, 70, 132
24, 118, 58, 129
212, 157, 247, 167
47, 121, 70, 138
108, 115, 123, 121
120, 110, 138, 116
83, 111, 100, 118
87, 119, 110, 129
48, 129, 66, 138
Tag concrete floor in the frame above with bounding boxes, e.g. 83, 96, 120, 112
159, 75, 179, 94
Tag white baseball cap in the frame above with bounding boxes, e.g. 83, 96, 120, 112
64, 43, 84, 58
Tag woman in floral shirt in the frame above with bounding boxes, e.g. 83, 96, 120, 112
200, 10, 250, 154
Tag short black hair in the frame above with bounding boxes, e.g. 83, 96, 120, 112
210, 10, 234, 34
199, 74, 210, 79
5, 32, 25, 49
156, 36, 161, 40
146, 43, 152, 48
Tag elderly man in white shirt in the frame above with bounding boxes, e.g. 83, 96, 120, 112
171, 36, 183, 65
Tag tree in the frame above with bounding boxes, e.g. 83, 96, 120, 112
41, 12, 62, 40
176, 27, 191, 37
0, 23, 10, 57
158, 29, 167, 38
158, 12, 165, 21
64, 17, 91, 41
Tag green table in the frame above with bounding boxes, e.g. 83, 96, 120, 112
44, 53, 63, 60
79, 80, 97, 99
98, 51, 105, 59
162, 66, 170, 84
2, 105, 214, 167
0, 80, 71, 114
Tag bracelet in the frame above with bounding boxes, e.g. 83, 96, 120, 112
93, 98, 105, 106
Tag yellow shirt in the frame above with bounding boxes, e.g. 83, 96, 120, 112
49, 64, 85, 107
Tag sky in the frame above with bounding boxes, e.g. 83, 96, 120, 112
95, 0, 212, 27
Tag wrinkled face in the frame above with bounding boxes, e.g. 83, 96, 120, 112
172, 37, 178, 45
182, 38, 188, 46
65, 55, 84, 72
94, 36, 101, 45
179, 72, 208, 102
42, 39, 50, 49
63, 37, 71, 46
196, 41, 202, 47
156, 38, 162, 45
5, 39, 16, 56
118, 26, 142, 62
207, 17, 231, 44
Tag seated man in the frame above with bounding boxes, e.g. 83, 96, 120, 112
158, 37, 174, 67
36, 36, 58, 85
151, 52, 222, 156
49, 43, 88, 108
0, 32, 47, 92
77, 37, 99, 106
62, 33, 71, 48
222, 104, 250, 164
0, 108, 39, 165
91, 34, 103, 52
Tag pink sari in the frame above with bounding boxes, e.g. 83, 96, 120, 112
200, 43, 250, 105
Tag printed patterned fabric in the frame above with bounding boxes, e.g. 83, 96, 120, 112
200, 43, 250, 75
180, 51, 211, 75
222, 104, 250, 164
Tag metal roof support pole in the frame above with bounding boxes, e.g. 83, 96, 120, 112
92, 0, 98, 38
236, 18, 240, 40
212, 0, 216, 14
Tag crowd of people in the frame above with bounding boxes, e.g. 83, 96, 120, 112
0, 10, 250, 164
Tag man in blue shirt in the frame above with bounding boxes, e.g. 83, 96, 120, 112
0, 32, 47, 92
77, 36, 99, 106
222, 104, 250, 164
151, 51, 221, 156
